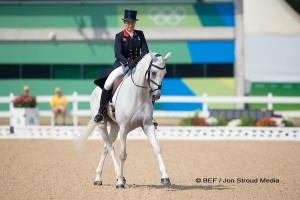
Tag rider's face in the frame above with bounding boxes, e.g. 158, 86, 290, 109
124, 20, 136, 32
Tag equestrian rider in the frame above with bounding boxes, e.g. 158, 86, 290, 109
94, 10, 158, 127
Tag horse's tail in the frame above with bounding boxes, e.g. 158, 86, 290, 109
74, 117, 97, 149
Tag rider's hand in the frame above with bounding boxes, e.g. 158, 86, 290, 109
128, 61, 136, 69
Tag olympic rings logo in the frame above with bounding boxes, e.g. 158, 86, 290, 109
147, 6, 187, 26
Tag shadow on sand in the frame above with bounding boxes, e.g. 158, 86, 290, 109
100, 184, 232, 191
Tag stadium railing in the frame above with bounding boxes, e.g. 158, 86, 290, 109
0, 92, 300, 126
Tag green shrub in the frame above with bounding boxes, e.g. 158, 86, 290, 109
212, 116, 227, 126
240, 115, 256, 126
282, 119, 294, 127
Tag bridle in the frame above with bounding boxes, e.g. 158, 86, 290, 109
130, 54, 166, 93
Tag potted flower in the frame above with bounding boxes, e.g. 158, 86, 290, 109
13, 95, 37, 108
12, 86, 39, 126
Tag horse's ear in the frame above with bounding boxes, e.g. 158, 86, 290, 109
149, 51, 158, 62
164, 52, 172, 62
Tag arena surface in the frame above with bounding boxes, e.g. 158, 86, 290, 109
1, 140, 299, 200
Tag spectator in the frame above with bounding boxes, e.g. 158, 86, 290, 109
50, 87, 67, 125
21, 85, 30, 97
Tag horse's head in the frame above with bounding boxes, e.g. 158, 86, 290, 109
147, 51, 172, 101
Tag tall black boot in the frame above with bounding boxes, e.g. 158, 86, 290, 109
94, 89, 111, 123
152, 101, 158, 129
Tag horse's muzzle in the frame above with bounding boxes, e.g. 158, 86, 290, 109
152, 93, 161, 101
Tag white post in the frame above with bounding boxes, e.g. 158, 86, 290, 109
72, 92, 78, 126
201, 93, 210, 118
234, 0, 245, 109
267, 93, 273, 110
51, 113, 55, 126
9, 93, 14, 127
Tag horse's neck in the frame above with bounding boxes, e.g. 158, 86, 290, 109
129, 56, 151, 100
134, 67, 147, 87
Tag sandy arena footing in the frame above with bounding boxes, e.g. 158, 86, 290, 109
0, 140, 299, 200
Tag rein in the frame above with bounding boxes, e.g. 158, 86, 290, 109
130, 54, 166, 93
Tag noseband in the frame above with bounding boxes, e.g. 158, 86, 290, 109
131, 54, 166, 93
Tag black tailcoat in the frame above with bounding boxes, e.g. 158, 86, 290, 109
94, 29, 149, 88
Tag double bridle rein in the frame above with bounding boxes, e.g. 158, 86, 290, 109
130, 54, 166, 93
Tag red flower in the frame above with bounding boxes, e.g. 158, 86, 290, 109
256, 118, 276, 127
192, 117, 209, 126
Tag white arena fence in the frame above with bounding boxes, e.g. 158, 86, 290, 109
0, 92, 300, 126
0, 125, 299, 141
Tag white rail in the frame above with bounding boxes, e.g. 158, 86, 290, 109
0, 126, 299, 141
0, 92, 300, 126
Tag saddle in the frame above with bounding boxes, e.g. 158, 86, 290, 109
108, 75, 126, 121
112, 75, 126, 97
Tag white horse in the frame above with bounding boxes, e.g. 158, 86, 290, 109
75, 51, 172, 189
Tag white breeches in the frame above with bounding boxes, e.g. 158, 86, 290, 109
104, 65, 129, 90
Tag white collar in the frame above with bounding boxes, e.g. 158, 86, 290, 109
128, 31, 133, 38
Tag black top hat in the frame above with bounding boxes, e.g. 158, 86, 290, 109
122, 10, 139, 21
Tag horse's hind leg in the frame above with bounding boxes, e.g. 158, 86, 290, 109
144, 124, 170, 185
94, 143, 109, 186
94, 121, 120, 186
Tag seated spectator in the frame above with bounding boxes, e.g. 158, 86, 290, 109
50, 87, 67, 125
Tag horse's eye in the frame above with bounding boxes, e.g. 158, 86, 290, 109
152, 71, 157, 75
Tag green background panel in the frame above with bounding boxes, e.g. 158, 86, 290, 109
0, 3, 234, 28
149, 42, 191, 64
194, 4, 225, 26
0, 42, 190, 64
0, 42, 115, 64
183, 78, 235, 109
250, 83, 300, 110
0, 4, 118, 28
117, 4, 202, 28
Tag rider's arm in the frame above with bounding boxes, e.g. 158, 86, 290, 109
134, 31, 149, 65
114, 33, 129, 66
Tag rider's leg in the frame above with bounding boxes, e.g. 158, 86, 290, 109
94, 88, 111, 123
94, 65, 129, 123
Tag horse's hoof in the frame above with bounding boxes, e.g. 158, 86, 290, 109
116, 177, 126, 184
116, 184, 125, 189
161, 178, 171, 185
94, 181, 102, 186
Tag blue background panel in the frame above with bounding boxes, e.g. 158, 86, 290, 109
159, 79, 203, 111
188, 41, 234, 64
215, 3, 235, 27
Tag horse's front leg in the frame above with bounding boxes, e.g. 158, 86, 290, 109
94, 123, 119, 186
144, 124, 170, 185
116, 128, 128, 189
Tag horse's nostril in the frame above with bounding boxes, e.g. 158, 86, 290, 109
152, 95, 156, 101
153, 94, 160, 101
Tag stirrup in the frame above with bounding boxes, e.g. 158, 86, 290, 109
94, 113, 104, 123
152, 118, 158, 129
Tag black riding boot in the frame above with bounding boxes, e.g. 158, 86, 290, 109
94, 89, 111, 123
152, 101, 158, 129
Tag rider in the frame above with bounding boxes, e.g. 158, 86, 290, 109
94, 10, 158, 127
